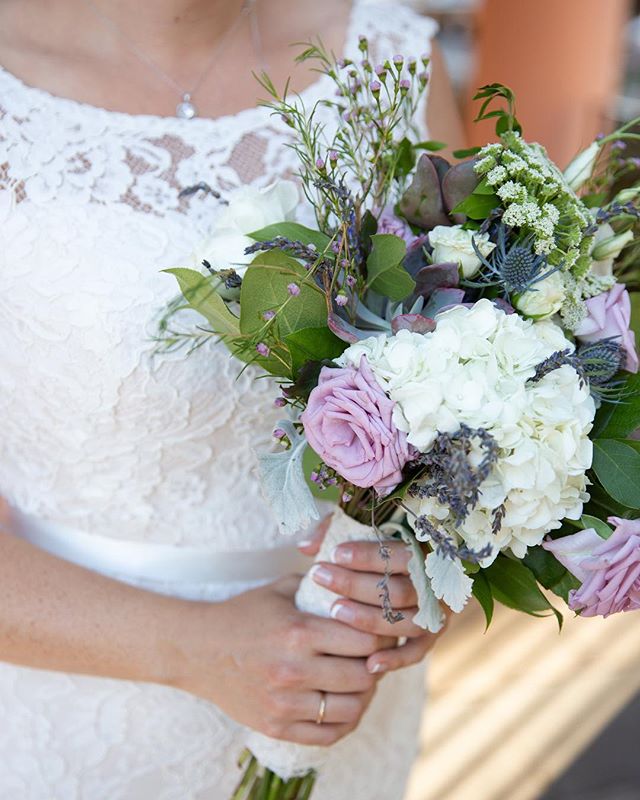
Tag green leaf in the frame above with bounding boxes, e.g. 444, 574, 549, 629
484, 555, 563, 628
249, 222, 331, 253
472, 571, 494, 630
580, 514, 614, 540
415, 140, 447, 152
395, 136, 416, 178
522, 545, 580, 603
592, 373, 640, 438
630, 291, 640, 339
592, 439, 640, 509
240, 250, 327, 338
163, 268, 240, 336
453, 146, 482, 159
366, 234, 415, 301
451, 191, 500, 220
284, 327, 347, 374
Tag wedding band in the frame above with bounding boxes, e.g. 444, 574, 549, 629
315, 692, 327, 725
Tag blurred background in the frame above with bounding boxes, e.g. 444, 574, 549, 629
394, 2, 640, 799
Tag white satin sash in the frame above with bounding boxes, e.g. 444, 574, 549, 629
8, 507, 311, 586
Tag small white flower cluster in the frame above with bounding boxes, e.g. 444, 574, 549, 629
475, 132, 595, 273
339, 300, 596, 611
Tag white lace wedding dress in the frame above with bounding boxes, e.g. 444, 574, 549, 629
0, 2, 437, 797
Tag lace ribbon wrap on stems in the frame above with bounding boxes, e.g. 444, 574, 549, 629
247, 507, 383, 780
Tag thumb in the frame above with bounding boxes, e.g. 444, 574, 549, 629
297, 513, 332, 556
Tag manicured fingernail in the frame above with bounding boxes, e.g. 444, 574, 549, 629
297, 540, 313, 549
331, 545, 352, 565
369, 662, 388, 674
309, 564, 334, 587
330, 602, 355, 624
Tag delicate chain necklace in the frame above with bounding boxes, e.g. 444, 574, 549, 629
81, 0, 262, 119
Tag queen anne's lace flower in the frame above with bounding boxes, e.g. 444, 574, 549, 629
339, 300, 596, 610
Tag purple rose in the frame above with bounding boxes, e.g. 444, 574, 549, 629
543, 517, 640, 617
574, 284, 638, 373
377, 205, 415, 245
300, 357, 411, 493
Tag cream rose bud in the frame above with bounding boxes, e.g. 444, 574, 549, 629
514, 270, 566, 319
563, 140, 600, 192
428, 224, 496, 278
192, 181, 299, 276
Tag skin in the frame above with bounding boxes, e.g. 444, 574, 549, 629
0, 0, 463, 745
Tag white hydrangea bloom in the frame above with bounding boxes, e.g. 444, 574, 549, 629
338, 301, 595, 611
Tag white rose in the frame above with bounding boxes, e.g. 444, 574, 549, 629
514, 271, 566, 318
192, 181, 299, 276
428, 224, 496, 278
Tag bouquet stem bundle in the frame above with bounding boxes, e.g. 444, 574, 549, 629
233, 752, 315, 800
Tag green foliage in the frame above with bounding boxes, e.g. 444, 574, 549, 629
592, 439, 640, 509
473, 83, 522, 136
284, 327, 347, 374
366, 234, 415, 300
483, 555, 563, 628
452, 146, 482, 160
522, 546, 580, 604
249, 222, 331, 253
452, 191, 500, 220
472, 571, 494, 629
163, 268, 240, 337
592, 373, 640, 438
580, 514, 614, 540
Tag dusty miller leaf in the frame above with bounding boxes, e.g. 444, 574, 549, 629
257, 419, 319, 536
400, 530, 445, 633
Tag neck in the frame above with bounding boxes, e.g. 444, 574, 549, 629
79, 0, 250, 54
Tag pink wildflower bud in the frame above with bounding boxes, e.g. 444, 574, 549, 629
287, 282, 300, 296
256, 342, 270, 357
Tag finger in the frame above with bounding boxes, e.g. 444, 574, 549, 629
366, 635, 437, 674
278, 721, 357, 747
330, 599, 425, 639
273, 688, 375, 725
309, 655, 376, 693
310, 563, 417, 608
304, 615, 396, 658
297, 514, 332, 556
331, 540, 411, 574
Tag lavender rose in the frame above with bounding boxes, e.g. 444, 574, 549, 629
574, 284, 639, 373
301, 357, 411, 493
543, 517, 640, 617
377, 205, 415, 245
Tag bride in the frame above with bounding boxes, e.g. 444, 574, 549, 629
0, 0, 464, 797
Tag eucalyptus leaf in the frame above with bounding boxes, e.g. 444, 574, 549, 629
366, 234, 415, 301
240, 250, 328, 367
400, 530, 446, 633
257, 419, 320, 536
284, 327, 346, 373
249, 222, 330, 253
592, 439, 640, 509
163, 268, 240, 336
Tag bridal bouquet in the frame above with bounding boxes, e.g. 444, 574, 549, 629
158, 37, 640, 800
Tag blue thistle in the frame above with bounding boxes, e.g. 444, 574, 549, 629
577, 339, 626, 386
469, 223, 559, 295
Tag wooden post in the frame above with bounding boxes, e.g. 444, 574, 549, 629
466, 0, 632, 166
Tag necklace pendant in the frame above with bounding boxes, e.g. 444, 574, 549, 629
176, 93, 197, 119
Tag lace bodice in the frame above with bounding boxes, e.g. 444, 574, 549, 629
0, 0, 438, 550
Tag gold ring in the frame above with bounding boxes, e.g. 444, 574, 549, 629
315, 691, 327, 725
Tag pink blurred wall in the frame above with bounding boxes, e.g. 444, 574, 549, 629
466, 0, 632, 166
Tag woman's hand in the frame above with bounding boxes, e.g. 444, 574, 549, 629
300, 535, 445, 676
168, 576, 390, 747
